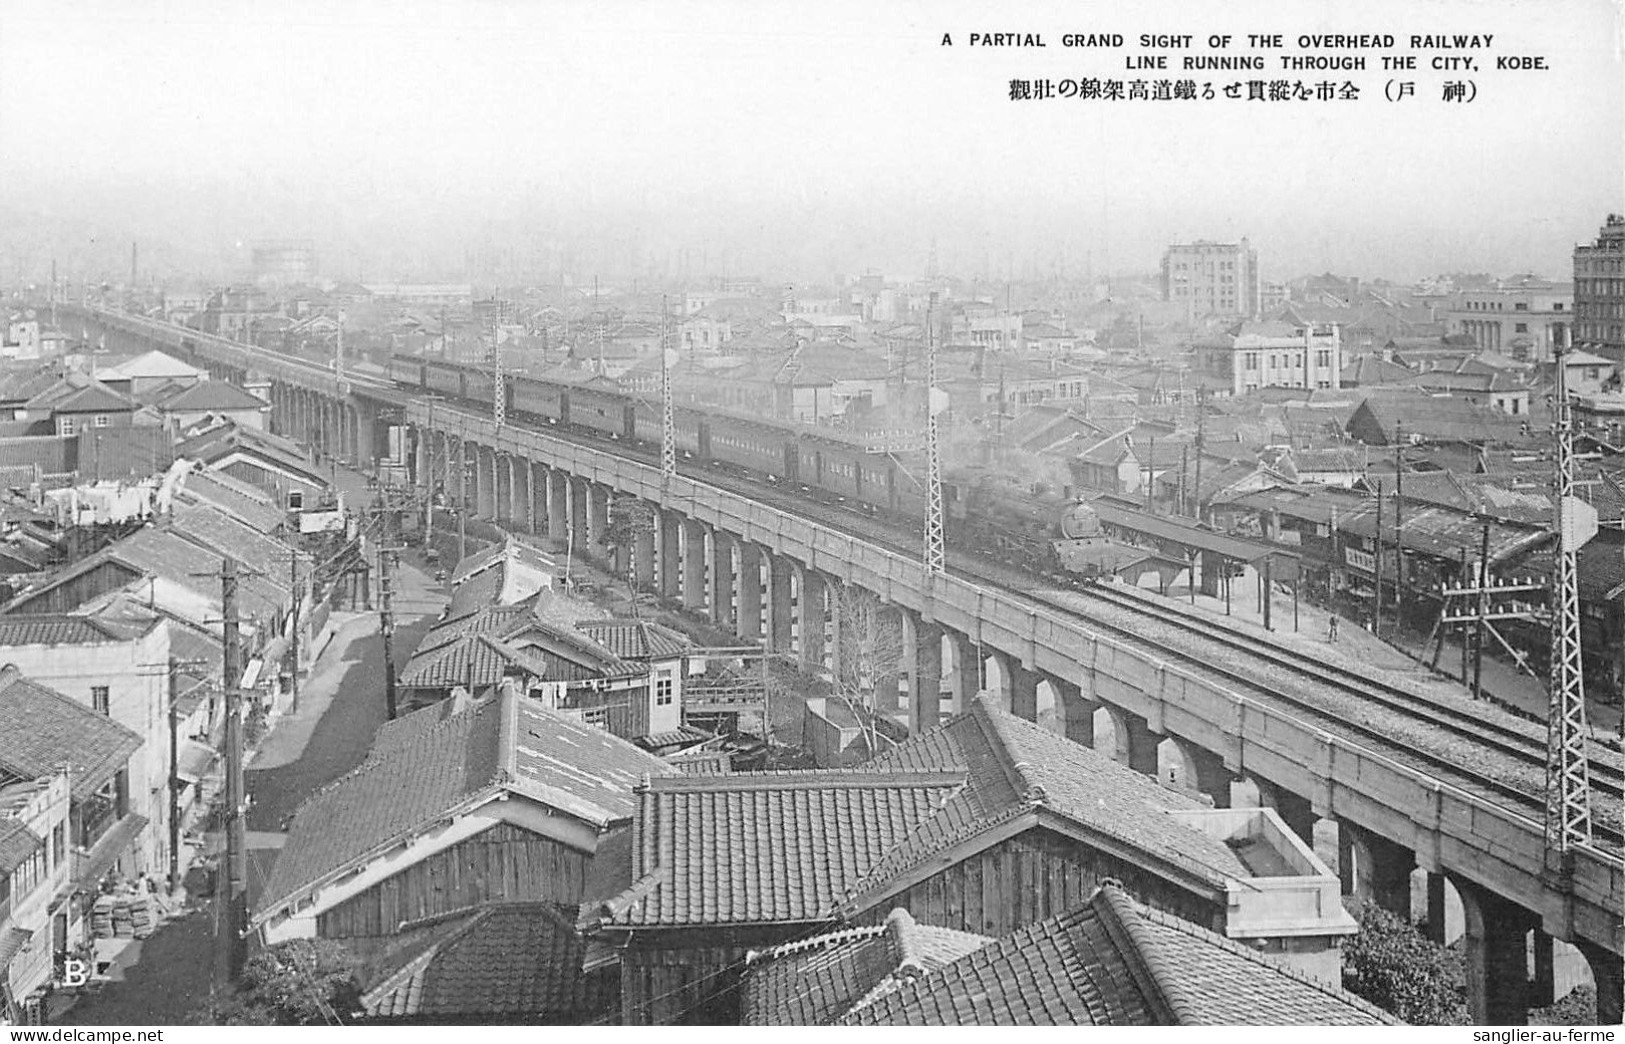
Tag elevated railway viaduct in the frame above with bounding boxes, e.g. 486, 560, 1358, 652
67, 306, 1623, 1024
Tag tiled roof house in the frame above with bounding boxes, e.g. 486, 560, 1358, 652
594, 696, 1353, 1024
252, 689, 675, 946
741, 885, 1394, 1026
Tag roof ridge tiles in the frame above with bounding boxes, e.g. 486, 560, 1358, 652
645, 768, 967, 792
966, 695, 1043, 801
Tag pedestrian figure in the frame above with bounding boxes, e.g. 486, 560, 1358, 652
1327, 615, 1340, 643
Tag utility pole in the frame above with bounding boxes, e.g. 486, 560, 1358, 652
167, 658, 180, 894
217, 557, 247, 983
1546, 328, 1595, 854
457, 426, 468, 565
1394, 420, 1405, 609
288, 552, 301, 711
1192, 387, 1207, 522
1474, 523, 1490, 699
489, 299, 507, 428
1372, 480, 1384, 636
378, 546, 401, 720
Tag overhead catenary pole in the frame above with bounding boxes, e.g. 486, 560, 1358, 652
1372, 479, 1384, 636
660, 295, 676, 483
1546, 328, 1594, 854
924, 293, 945, 578
1473, 523, 1491, 699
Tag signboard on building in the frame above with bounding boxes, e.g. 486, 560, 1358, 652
298, 509, 345, 534
1344, 547, 1376, 573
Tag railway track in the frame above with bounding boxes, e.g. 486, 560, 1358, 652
394, 394, 1625, 848
1065, 580, 1625, 796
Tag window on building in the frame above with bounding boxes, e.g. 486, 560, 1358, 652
94, 414, 109, 428
1244, 353, 1258, 371
1554, 302, 1565, 311
583, 707, 609, 729
1515, 302, 1529, 312
92, 686, 110, 715
60, 418, 75, 436
52, 824, 64, 869
656, 677, 673, 706
287, 490, 304, 511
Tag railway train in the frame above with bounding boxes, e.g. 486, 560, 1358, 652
388, 353, 1147, 579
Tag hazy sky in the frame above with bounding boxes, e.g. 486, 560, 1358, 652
2, 0, 1621, 285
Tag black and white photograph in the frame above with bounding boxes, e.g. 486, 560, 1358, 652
0, 0, 1620, 1029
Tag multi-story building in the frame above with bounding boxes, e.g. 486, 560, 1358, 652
1446, 278, 1572, 364
0, 612, 171, 876
1573, 212, 1625, 368
1161, 239, 1261, 320
251, 240, 317, 288
1195, 320, 1342, 395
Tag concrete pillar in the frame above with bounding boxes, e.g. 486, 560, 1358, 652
356, 405, 376, 465
1058, 678, 1097, 747
633, 515, 656, 592
736, 542, 763, 642
513, 457, 532, 532
1424, 872, 1448, 944
875, 671, 901, 715
657, 510, 682, 602
1123, 712, 1161, 776
495, 453, 512, 524
707, 532, 735, 632
588, 483, 611, 557
1344, 822, 1415, 917
799, 570, 827, 672
912, 618, 943, 734
568, 476, 589, 549
1274, 789, 1318, 850
1455, 878, 1537, 1025
765, 553, 794, 654
948, 632, 980, 717
681, 518, 708, 614
1531, 929, 1555, 1010
1009, 664, 1038, 722
546, 469, 567, 541
1578, 941, 1624, 1025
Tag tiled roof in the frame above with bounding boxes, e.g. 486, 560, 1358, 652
0, 614, 127, 647
256, 693, 672, 922
573, 619, 690, 660
153, 381, 268, 413
837, 886, 1396, 1026
167, 502, 306, 578
742, 908, 991, 1025
396, 633, 539, 691
368, 692, 484, 761
95, 351, 207, 382
845, 698, 1249, 912
360, 902, 594, 1020
256, 694, 507, 919
111, 527, 290, 622
25, 375, 137, 415
0, 820, 44, 874
174, 467, 286, 533
600, 769, 967, 928
0, 667, 142, 799
603, 696, 1256, 932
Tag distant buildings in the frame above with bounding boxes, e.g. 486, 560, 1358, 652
1195, 320, 1342, 395
1445, 277, 1573, 364
1160, 239, 1260, 320
251, 240, 317, 288
1573, 212, 1625, 367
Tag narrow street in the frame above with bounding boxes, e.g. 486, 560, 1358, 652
53, 468, 449, 1025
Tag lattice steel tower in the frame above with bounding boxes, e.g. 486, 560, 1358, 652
1546, 331, 1594, 852
924, 294, 945, 577
488, 299, 508, 428
660, 296, 676, 482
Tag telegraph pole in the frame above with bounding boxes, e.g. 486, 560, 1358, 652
1394, 420, 1405, 607
379, 546, 401, 720
168, 658, 180, 894
217, 557, 247, 982
1372, 480, 1384, 636
1191, 387, 1207, 522
288, 552, 301, 711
